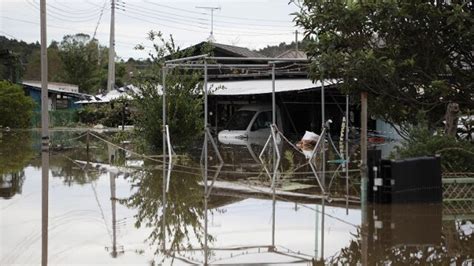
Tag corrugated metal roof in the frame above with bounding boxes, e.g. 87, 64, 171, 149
276, 50, 308, 59
209, 79, 338, 96
76, 79, 339, 103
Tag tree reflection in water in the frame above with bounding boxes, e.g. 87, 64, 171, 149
121, 166, 213, 261
0, 131, 34, 199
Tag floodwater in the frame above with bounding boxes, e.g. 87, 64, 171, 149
0, 130, 472, 265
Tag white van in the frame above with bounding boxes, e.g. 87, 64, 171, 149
217, 105, 283, 145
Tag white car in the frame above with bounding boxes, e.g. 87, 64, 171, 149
218, 105, 283, 146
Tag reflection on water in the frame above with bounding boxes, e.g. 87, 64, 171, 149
0, 132, 34, 199
0, 130, 472, 265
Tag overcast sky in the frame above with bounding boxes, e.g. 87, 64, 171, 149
1, 0, 302, 59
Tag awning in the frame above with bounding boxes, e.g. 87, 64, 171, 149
209, 79, 338, 96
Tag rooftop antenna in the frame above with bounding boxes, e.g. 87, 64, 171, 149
196, 6, 221, 42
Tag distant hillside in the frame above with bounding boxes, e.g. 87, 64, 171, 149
0, 36, 40, 82
0, 36, 39, 66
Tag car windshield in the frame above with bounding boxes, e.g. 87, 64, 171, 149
225, 110, 256, 130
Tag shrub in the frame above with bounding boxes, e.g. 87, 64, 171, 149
133, 32, 208, 152
393, 122, 474, 172
0, 81, 35, 128
77, 99, 132, 127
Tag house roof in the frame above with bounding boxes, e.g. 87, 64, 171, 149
276, 49, 308, 59
211, 42, 266, 58
176, 41, 266, 59
22, 81, 91, 99
75, 85, 138, 104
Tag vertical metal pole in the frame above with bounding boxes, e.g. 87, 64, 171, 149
271, 63, 278, 184
204, 59, 209, 265
107, 0, 115, 91
272, 64, 276, 126
314, 204, 319, 259
204, 60, 209, 187
345, 95, 350, 214
360, 92, 368, 204
40, 1, 49, 265
210, 9, 214, 39
320, 77, 325, 189
204, 191, 209, 265
295, 30, 299, 53
361, 91, 368, 204
161, 67, 167, 252
320, 198, 325, 262
271, 63, 276, 249
360, 91, 369, 266
271, 187, 276, 248
86, 130, 90, 155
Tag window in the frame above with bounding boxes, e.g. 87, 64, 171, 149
225, 110, 256, 130
251, 111, 272, 131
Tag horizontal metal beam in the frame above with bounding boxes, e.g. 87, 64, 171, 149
166, 63, 270, 68
207, 56, 310, 62
164, 54, 209, 64
442, 178, 474, 184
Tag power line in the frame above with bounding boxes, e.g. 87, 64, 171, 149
51, 0, 104, 14
92, 1, 108, 40
0, 30, 18, 40
123, 4, 294, 35
0, 16, 147, 48
121, 6, 207, 30
142, 0, 291, 24
28, 0, 104, 19
118, 9, 292, 37
25, 0, 105, 23
132, 1, 295, 29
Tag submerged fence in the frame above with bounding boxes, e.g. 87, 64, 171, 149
31, 109, 79, 128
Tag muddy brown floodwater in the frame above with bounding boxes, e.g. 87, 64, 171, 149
0, 130, 472, 265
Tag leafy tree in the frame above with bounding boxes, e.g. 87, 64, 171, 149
23, 42, 63, 82
0, 81, 35, 128
294, 0, 473, 136
0, 35, 40, 81
133, 31, 211, 152
58, 33, 103, 93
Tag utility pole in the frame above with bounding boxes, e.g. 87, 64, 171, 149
196, 6, 221, 42
295, 30, 299, 53
107, 0, 116, 92
40, 1, 49, 265
40, 0, 49, 142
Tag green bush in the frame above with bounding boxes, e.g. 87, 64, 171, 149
393, 122, 474, 172
77, 100, 132, 127
133, 32, 209, 152
0, 81, 35, 128
50, 109, 79, 127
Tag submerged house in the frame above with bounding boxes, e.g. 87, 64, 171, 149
173, 42, 355, 139
22, 81, 91, 111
